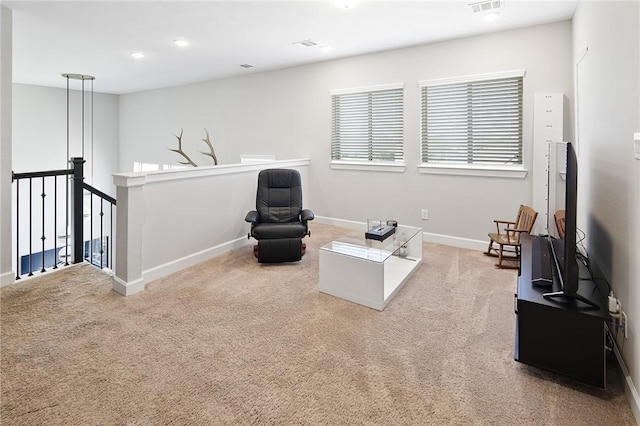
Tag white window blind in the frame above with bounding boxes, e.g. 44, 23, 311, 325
420, 71, 524, 166
331, 84, 404, 163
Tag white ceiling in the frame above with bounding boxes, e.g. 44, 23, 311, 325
5, 0, 579, 95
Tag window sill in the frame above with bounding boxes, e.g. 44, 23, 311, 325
330, 161, 406, 173
418, 164, 528, 178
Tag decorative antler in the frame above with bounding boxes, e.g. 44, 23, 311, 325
169, 128, 198, 167
200, 128, 218, 165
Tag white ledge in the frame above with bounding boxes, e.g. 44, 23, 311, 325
418, 164, 527, 178
330, 161, 406, 173
113, 158, 311, 187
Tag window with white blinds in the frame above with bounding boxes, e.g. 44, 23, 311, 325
420, 71, 524, 166
331, 84, 404, 164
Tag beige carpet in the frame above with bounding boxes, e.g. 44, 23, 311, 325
1, 223, 636, 425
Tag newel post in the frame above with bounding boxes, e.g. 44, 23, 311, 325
71, 157, 85, 264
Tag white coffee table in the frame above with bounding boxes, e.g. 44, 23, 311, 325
319, 225, 423, 310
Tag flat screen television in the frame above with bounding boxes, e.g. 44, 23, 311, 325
544, 142, 597, 308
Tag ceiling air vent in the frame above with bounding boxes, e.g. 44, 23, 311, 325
469, 0, 503, 13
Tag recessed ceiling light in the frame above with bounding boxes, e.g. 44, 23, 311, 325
335, 0, 359, 9
173, 39, 189, 47
130, 52, 144, 59
320, 46, 332, 52
240, 64, 254, 68
482, 12, 500, 21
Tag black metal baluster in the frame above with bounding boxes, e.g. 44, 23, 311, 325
28, 178, 33, 276
110, 204, 113, 270
65, 172, 69, 266
53, 175, 58, 269
90, 192, 93, 264
15, 176, 20, 280
40, 176, 46, 273
99, 199, 104, 269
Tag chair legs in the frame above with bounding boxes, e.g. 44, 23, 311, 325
486, 240, 495, 256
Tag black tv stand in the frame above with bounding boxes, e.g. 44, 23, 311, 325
515, 234, 609, 388
543, 290, 600, 309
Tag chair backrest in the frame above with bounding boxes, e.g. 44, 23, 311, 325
514, 205, 538, 241
554, 210, 566, 239
256, 169, 303, 223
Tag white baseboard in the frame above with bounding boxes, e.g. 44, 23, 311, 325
613, 342, 640, 424
112, 275, 145, 296
140, 236, 253, 287
314, 216, 486, 252
0, 269, 15, 287
422, 231, 487, 252
314, 215, 365, 230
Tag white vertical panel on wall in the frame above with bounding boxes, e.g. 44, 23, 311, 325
532, 93, 563, 235
0, 6, 13, 285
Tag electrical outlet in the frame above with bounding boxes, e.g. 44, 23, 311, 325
421, 209, 429, 220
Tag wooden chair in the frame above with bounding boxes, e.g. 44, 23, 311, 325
554, 210, 565, 239
485, 205, 537, 268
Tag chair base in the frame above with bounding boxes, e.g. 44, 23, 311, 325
485, 242, 520, 269
484, 250, 520, 269
254, 239, 306, 263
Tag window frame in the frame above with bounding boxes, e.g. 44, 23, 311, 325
330, 83, 405, 173
418, 70, 527, 178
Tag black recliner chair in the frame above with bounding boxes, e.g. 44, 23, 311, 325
245, 169, 314, 263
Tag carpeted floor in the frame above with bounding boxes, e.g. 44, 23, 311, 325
1, 223, 636, 425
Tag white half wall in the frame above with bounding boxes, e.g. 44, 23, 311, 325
112, 159, 310, 295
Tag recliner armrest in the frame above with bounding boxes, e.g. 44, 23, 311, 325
300, 209, 314, 223
245, 210, 260, 224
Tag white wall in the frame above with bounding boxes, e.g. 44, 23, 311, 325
119, 21, 574, 245
573, 0, 640, 419
0, 6, 13, 285
12, 83, 119, 194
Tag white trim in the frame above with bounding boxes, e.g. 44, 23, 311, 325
418, 163, 528, 178
112, 174, 145, 188
112, 276, 145, 296
314, 216, 365, 230
613, 338, 640, 424
330, 161, 406, 173
422, 231, 487, 252
418, 69, 526, 87
141, 236, 252, 287
0, 270, 14, 286
113, 158, 311, 187
330, 82, 404, 96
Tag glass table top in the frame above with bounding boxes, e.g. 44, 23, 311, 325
321, 225, 421, 263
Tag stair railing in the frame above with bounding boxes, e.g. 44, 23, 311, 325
11, 157, 116, 280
